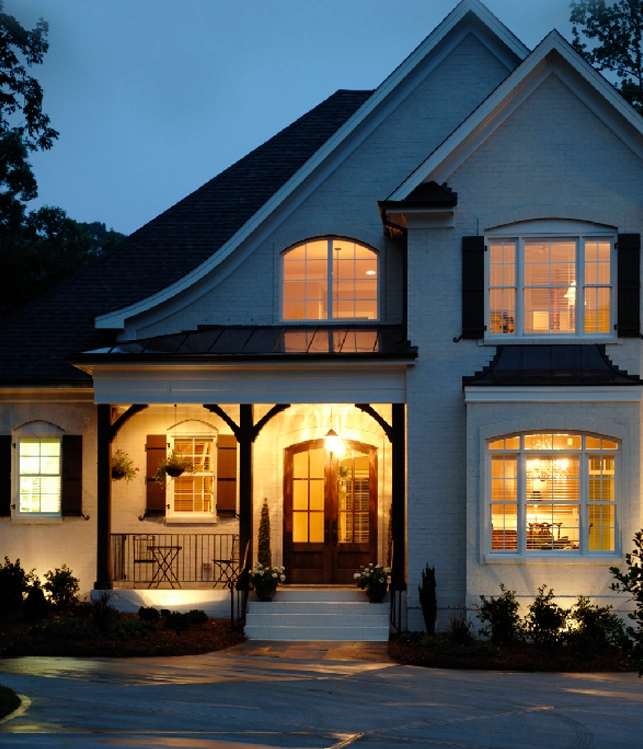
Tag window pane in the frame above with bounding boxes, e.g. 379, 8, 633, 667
19, 439, 61, 513
309, 512, 324, 543
553, 434, 582, 450
293, 480, 308, 510
584, 286, 610, 334
589, 504, 615, 551
491, 504, 517, 549
293, 512, 308, 543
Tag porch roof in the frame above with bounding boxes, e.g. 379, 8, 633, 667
463, 345, 643, 387
73, 325, 417, 364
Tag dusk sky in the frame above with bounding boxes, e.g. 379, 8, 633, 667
8, 1, 575, 236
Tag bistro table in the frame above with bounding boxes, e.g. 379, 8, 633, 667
147, 545, 182, 588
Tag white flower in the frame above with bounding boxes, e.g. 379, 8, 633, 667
272, 573, 278, 578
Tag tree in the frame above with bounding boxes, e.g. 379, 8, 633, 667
570, 0, 643, 113
257, 499, 272, 568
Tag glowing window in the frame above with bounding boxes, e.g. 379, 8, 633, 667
488, 228, 614, 338
19, 438, 61, 514
282, 238, 378, 321
488, 433, 617, 555
169, 436, 216, 516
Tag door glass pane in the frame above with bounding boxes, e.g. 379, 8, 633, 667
338, 449, 369, 544
293, 512, 307, 543
293, 481, 308, 510
293, 451, 308, 479
309, 512, 324, 543
309, 448, 324, 478
309, 479, 324, 510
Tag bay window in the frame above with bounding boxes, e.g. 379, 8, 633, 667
488, 432, 617, 555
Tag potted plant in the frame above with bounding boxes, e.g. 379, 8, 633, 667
354, 563, 391, 603
111, 449, 139, 482
249, 562, 285, 601
154, 450, 195, 482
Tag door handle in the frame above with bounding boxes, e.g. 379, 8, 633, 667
332, 518, 338, 546
324, 518, 330, 546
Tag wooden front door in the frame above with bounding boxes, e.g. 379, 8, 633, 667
284, 439, 377, 584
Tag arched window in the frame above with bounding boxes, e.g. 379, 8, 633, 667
282, 238, 378, 321
488, 432, 618, 555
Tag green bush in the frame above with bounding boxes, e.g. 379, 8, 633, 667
525, 585, 567, 648
418, 565, 437, 636
478, 584, 523, 645
566, 596, 629, 657
187, 609, 208, 625
0, 685, 21, 719
164, 611, 191, 633
0, 557, 36, 615
258, 498, 272, 568
43, 565, 80, 608
448, 612, 473, 644
23, 582, 50, 622
138, 606, 160, 623
35, 616, 95, 640
610, 530, 643, 676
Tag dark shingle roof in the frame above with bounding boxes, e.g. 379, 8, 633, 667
463, 345, 643, 387
0, 89, 373, 385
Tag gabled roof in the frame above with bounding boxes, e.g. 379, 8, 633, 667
0, 89, 372, 384
95, 0, 528, 330
389, 30, 643, 198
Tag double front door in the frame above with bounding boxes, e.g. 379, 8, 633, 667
283, 439, 377, 584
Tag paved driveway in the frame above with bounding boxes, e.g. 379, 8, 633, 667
0, 641, 642, 748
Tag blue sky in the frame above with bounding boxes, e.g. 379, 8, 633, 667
7, 1, 574, 235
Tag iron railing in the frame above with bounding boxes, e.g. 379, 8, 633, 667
111, 533, 239, 588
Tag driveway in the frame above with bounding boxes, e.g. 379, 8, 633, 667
0, 640, 641, 748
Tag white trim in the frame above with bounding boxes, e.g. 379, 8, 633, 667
389, 31, 643, 198
94, 1, 527, 330
465, 386, 642, 403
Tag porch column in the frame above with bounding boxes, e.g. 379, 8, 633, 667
95, 403, 112, 589
391, 403, 406, 589
238, 403, 253, 580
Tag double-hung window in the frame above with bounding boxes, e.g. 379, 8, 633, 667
489, 432, 617, 555
18, 438, 62, 515
487, 222, 615, 338
282, 238, 378, 321
168, 434, 216, 519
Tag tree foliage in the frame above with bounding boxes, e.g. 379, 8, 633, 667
0, 3, 126, 318
570, 0, 643, 113
258, 499, 272, 568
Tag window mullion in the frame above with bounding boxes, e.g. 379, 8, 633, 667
517, 238, 524, 338
327, 238, 333, 320
518, 452, 526, 552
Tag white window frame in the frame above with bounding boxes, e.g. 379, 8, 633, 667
281, 236, 379, 322
165, 422, 218, 524
486, 431, 619, 558
12, 421, 65, 522
485, 220, 616, 340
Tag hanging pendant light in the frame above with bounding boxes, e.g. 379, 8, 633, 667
324, 405, 344, 456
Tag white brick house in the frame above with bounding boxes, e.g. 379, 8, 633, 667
1, 0, 642, 634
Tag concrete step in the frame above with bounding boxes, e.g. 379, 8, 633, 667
244, 587, 390, 641
243, 624, 390, 641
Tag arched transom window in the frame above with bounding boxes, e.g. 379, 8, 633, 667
282, 238, 378, 321
488, 432, 618, 555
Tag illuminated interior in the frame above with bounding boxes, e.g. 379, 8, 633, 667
488, 237, 611, 336
338, 450, 370, 543
282, 238, 378, 321
19, 438, 61, 513
172, 437, 215, 513
489, 433, 616, 553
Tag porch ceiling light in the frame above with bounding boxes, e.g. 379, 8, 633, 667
324, 428, 344, 456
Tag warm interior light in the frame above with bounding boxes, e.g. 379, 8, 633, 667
366, 269, 376, 275
324, 428, 344, 456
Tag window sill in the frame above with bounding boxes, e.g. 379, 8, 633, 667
165, 514, 218, 525
480, 337, 620, 346
482, 553, 620, 565
12, 516, 64, 525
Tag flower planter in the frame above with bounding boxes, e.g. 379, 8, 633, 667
165, 465, 185, 478
111, 467, 127, 480
366, 583, 387, 603
255, 585, 277, 602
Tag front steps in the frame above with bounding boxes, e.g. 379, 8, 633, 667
244, 587, 390, 641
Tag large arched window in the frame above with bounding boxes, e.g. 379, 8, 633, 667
488, 432, 618, 555
282, 238, 378, 321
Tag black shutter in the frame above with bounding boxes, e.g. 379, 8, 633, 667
217, 434, 238, 516
461, 235, 486, 339
617, 233, 640, 338
0, 436, 11, 517
146, 435, 167, 515
61, 435, 83, 516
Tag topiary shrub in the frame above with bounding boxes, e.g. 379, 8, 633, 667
43, 565, 80, 608
23, 582, 50, 622
0, 557, 36, 615
258, 498, 272, 568
525, 585, 567, 648
138, 606, 160, 623
418, 565, 437, 635
164, 611, 191, 633
478, 584, 523, 645
187, 609, 208, 625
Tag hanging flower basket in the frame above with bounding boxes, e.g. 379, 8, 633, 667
154, 450, 195, 483
111, 449, 139, 482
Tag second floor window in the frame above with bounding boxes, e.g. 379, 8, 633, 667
487, 225, 615, 338
282, 238, 378, 321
